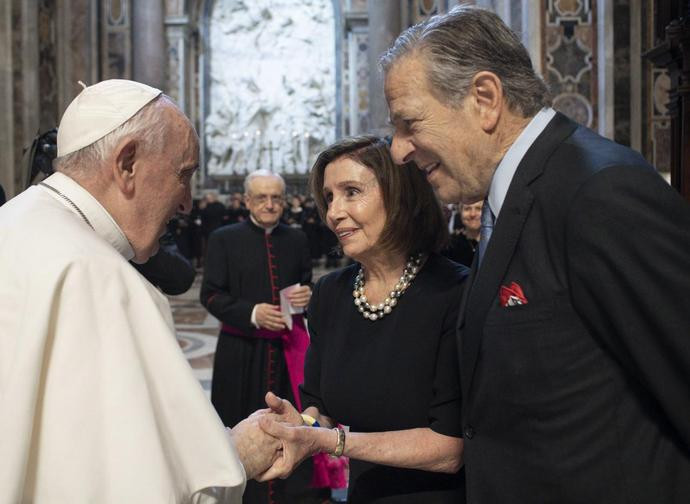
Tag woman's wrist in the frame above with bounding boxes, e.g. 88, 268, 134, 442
330, 426, 346, 456
301, 413, 335, 455
311, 426, 346, 456
314, 426, 340, 455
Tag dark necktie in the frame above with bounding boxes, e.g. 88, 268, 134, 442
477, 200, 494, 266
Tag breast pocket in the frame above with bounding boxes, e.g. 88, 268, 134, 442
479, 296, 589, 404
484, 298, 555, 327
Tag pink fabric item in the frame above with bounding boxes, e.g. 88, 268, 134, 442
221, 316, 347, 489
311, 452, 348, 489
221, 314, 307, 409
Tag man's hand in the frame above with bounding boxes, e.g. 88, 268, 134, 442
249, 392, 304, 425
255, 303, 286, 331
255, 417, 328, 481
228, 416, 281, 480
252, 392, 331, 481
287, 285, 311, 308
264, 391, 303, 424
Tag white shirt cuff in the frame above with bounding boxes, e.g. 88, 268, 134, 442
250, 305, 259, 329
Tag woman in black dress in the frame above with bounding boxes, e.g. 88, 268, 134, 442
258, 136, 468, 503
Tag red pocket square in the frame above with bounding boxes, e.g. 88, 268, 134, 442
499, 282, 528, 307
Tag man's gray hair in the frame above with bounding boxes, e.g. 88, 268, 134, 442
54, 95, 171, 178
243, 169, 286, 194
380, 5, 551, 117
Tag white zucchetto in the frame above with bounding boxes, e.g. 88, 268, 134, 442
57, 79, 162, 157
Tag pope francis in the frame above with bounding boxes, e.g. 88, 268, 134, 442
0, 80, 285, 503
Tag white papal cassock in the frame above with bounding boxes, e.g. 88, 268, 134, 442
0, 172, 246, 503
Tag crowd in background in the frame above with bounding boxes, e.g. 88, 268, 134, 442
169, 191, 343, 269
168, 190, 482, 272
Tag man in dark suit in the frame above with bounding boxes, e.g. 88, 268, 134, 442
382, 6, 690, 503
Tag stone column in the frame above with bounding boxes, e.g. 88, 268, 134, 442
367, 0, 402, 136
0, 0, 40, 199
522, 0, 542, 76
629, 0, 642, 152
165, 15, 190, 114
56, 0, 99, 115
0, 0, 15, 199
598, 0, 615, 139
21, 0, 40, 158
132, 0, 166, 89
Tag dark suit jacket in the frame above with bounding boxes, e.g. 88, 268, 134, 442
459, 112, 690, 503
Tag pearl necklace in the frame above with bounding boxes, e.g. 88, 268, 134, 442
353, 253, 424, 321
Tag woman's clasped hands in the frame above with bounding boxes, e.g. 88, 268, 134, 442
251, 392, 336, 481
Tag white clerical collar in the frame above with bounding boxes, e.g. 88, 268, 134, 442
487, 107, 556, 219
40, 172, 135, 260
249, 214, 278, 234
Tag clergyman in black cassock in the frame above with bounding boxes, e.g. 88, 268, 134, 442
201, 171, 320, 503
202, 218, 312, 425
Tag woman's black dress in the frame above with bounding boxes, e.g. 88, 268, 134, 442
301, 254, 468, 503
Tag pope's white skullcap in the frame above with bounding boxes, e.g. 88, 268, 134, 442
57, 79, 162, 157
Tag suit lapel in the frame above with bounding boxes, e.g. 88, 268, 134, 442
460, 188, 534, 401
456, 251, 478, 372
457, 253, 477, 327
459, 112, 579, 404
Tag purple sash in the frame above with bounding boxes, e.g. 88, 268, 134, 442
221, 315, 347, 489
221, 314, 308, 409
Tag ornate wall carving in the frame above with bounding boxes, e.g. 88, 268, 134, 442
649, 67, 671, 172
543, 0, 598, 129
204, 0, 336, 176
643, 0, 672, 175
613, 0, 630, 146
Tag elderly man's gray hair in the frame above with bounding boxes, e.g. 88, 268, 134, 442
243, 169, 286, 195
380, 5, 551, 118
54, 95, 171, 178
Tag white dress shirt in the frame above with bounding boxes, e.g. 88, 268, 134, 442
486, 108, 557, 219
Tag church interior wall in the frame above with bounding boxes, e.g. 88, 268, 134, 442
0, 0, 14, 200
0, 0, 678, 201
202, 0, 338, 179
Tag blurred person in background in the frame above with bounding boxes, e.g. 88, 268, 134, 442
301, 196, 323, 266
200, 191, 227, 253
283, 194, 304, 228
442, 201, 482, 267
226, 192, 249, 224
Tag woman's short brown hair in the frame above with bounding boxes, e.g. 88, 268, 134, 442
309, 135, 448, 257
